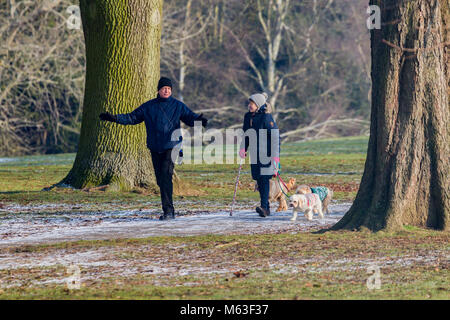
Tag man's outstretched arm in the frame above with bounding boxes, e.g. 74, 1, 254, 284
99, 112, 118, 122
180, 103, 208, 128
99, 104, 145, 125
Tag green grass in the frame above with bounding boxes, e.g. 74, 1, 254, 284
2, 267, 448, 300
0, 136, 367, 203
0, 228, 448, 299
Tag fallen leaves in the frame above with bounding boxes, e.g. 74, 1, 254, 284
233, 271, 247, 278
324, 182, 360, 192
215, 241, 240, 249
82, 185, 109, 192
304, 282, 322, 288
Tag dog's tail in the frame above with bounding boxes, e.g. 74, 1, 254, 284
323, 188, 333, 214
295, 184, 311, 195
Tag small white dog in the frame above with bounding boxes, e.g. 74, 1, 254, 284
288, 194, 324, 221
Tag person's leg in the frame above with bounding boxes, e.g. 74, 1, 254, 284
150, 151, 163, 187
256, 176, 271, 216
151, 150, 174, 218
158, 149, 175, 216
259, 177, 270, 211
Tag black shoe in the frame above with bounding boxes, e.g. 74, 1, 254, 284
159, 213, 175, 220
256, 207, 270, 217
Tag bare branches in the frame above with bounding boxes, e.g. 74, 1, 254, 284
221, 23, 266, 90
1, 0, 374, 155
382, 38, 450, 52
0, 0, 85, 156
161, 0, 215, 101
281, 118, 370, 142
221, 0, 293, 114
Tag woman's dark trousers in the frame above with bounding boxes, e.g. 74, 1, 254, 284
256, 176, 271, 211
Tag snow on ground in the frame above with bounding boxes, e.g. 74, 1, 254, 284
1, 245, 445, 288
0, 203, 350, 247
1, 202, 448, 289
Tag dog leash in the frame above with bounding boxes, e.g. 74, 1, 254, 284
271, 160, 292, 198
230, 158, 244, 216
275, 172, 291, 198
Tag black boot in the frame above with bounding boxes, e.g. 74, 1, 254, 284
256, 206, 270, 217
159, 212, 175, 220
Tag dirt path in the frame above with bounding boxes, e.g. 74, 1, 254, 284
0, 203, 350, 247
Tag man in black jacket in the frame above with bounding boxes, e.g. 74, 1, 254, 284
99, 77, 207, 220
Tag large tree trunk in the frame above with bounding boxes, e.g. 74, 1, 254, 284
61, 0, 163, 191
333, 0, 449, 231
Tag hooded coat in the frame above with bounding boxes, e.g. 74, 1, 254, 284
241, 105, 280, 180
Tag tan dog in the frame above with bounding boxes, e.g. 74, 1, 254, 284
296, 184, 333, 214
255, 178, 296, 212
270, 178, 296, 211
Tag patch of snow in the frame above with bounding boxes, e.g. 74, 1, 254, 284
0, 158, 15, 163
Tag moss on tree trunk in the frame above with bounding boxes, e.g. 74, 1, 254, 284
61, 0, 163, 191
333, 0, 449, 231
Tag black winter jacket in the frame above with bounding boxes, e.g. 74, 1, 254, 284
241, 105, 280, 179
116, 96, 200, 152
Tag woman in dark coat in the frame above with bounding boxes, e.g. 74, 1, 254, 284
239, 93, 280, 217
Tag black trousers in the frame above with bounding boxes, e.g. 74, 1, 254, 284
256, 176, 271, 211
150, 149, 175, 215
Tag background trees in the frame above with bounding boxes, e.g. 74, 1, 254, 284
1, 0, 372, 157
0, 0, 84, 155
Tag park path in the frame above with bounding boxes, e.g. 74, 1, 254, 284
0, 203, 349, 247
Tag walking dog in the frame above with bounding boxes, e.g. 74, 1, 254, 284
255, 178, 296, 212
295, 184, 333, 214
288, 193, 324, 221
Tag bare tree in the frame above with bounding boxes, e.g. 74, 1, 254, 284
221, 0, 292, 113
161, 0, 212, 101
0, 0, 84, 156
0, 0, 375, 156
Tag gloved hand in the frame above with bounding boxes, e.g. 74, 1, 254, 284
197, 113, 208, 128
272, 157, 280, 176
239, 148, 247, 159
99, 113, 117, 122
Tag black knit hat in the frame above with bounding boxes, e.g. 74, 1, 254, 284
157, 77, 172, 91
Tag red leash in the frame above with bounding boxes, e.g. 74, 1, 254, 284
277, 173, 289, 189
274, 172, 291, 198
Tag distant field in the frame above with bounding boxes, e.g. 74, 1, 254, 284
0, 136, 368, 202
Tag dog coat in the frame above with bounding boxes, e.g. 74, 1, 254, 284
310, 187, 328, 202
304, 193, 320, 207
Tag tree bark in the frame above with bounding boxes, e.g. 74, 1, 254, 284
61, 0, 163, 191
332, 0, 449, 231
